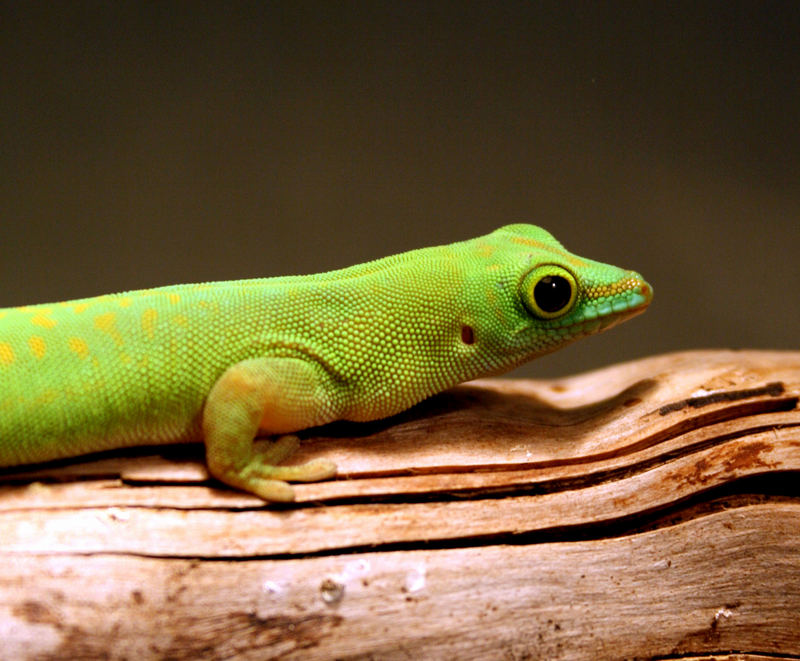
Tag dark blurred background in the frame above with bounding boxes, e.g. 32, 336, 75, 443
2, 2, 798, 377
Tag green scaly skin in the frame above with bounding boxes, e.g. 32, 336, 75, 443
0, 224, 652, 501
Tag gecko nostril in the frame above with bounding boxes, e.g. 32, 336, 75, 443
461, 325, 475, 345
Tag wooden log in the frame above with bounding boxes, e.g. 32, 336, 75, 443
1, 349, 799, 659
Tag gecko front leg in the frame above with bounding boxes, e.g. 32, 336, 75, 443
202, 357, 339, 502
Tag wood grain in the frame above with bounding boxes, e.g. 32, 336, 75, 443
1, 350, 799, 659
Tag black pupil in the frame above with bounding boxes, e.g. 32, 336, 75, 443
533, 275, 572, 313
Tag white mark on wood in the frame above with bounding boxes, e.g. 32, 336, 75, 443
262, 580, 284, 595
340, 558, 371, 580
715, 607, 734, 621
690, 388, 714, 397
0, 612, 62, 657
405, 564, 427, 593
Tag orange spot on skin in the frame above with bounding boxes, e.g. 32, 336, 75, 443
511, 236, 547, 249
566, 255, 589, 268
35, 389, 58, 405
476, 242, 495, 257
169, 293, 180, 304
118, 297, 133, 308
31, 313, 57, 329
73, 303, 89, 314
94, 312, 124, 347
141, 309, 157, 339
68, 337, 90, 359
486, 290, 507, 325
510, 237, 589, 269
0, 342, 15, 365
28, 336, 46, 359
172, 314, 188, 327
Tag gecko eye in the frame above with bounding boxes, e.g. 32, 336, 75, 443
521, 265, 578, 319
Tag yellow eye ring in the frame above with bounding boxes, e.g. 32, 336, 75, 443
521, 265, 578, 319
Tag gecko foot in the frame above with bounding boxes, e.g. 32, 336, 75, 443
209, 435, 338, 502
252, 435, 338, 482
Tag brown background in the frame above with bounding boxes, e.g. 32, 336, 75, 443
1, 2, 798, 378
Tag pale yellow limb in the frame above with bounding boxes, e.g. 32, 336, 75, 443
202, 357, 338, 502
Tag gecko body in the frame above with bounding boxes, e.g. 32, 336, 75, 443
0, 225, 652, 500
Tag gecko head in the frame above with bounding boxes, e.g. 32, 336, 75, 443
472, 224, 653, 365
517, 261, 653, 344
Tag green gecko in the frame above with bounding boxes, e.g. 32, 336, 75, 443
0, 224, 652, 502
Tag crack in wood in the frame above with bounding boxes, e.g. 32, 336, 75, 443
658, 382, 788, 415
4, 479, 799, 562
